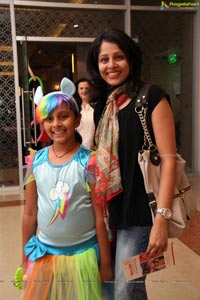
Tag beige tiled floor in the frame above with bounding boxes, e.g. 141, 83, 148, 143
0, 205, 23, 300
146, 238, 200, 300
0, 173, 199, 300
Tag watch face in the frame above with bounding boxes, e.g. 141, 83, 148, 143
164, 209, 172, 219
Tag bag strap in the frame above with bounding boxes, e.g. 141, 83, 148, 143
135, 84, 161, 167
135, 84, 160, 213
135, 84, 155, 149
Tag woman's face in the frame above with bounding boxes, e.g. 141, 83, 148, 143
78, 81, 90, 103
98, 41, 130, 87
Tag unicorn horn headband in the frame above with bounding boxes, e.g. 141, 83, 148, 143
34, 77, 79, 113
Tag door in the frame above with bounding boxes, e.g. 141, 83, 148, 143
18, 40, 77, 165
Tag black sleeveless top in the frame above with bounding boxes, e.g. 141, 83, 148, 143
106, 84, 170, 229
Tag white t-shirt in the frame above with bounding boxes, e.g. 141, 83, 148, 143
77, 104, 95, 149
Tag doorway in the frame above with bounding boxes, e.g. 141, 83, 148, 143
0, 41, 77, 191
18, 41, 77, 162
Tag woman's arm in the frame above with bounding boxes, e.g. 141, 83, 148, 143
147, 97, 177, 257
90, 183, 113, 282
21, 180, 38, 268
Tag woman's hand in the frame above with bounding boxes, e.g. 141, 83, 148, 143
146, 214, 168, 257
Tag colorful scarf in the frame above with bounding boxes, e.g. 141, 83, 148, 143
95, 85, 128, 207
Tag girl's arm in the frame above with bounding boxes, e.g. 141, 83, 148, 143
21, 180, 38, 268
90, 183, 113, 282
146, 97, 177, 257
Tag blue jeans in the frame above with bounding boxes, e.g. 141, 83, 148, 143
114, 226, 151, 300
102, 282, 114, 300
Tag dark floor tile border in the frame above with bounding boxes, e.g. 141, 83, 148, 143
0, 200, 25, 207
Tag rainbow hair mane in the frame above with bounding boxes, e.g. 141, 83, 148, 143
36, 93, 79, 123
34, 77, 79, 123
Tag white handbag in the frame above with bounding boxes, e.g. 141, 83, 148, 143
135, 85, 197, 238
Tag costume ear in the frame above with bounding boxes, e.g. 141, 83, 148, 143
61, 77, 76, 97
34, 86, 43, 105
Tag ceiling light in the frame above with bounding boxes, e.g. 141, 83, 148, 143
71, 53, 75, 74
54, 83, 60, 90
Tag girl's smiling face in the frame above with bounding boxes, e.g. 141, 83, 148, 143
43, 101, 80, 144
98, 41, 130, 87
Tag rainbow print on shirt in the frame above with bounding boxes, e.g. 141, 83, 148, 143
48, 181, 69, 225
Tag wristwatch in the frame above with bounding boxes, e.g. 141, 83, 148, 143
155, 208, 172, 219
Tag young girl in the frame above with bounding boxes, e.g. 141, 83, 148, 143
19, 77, 112, 300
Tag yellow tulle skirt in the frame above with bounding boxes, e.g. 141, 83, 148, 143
21, 248, 102, 300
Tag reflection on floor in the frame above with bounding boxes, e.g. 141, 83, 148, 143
0, 173, 199, 300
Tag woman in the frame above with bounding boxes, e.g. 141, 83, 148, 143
74, 78, 95, 149
87, 28, 176, 300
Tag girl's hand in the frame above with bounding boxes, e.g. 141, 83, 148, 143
146, 215, 168, 257
99, 263, 113, 282
20, 257, 28, 272
20, 260, 28, 278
